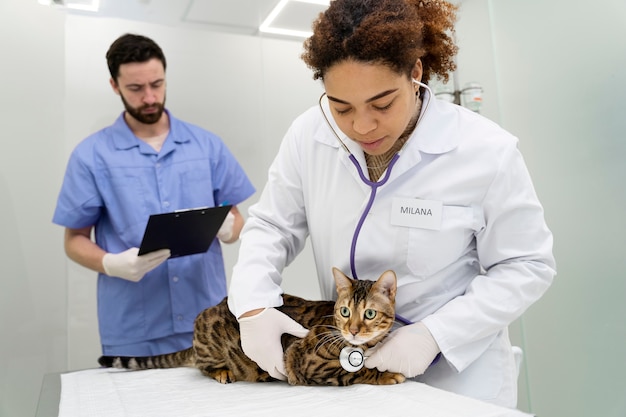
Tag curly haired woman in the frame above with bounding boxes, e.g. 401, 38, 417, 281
228, 0, 555, 408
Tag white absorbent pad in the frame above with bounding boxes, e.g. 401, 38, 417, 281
59, 367, 533, 417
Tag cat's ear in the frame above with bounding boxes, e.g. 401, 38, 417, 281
332, 267, 354, 294
373, 270, 397, 299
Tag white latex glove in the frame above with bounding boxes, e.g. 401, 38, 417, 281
102, 247, 171, 282
364, 321, 440, 378
238, 308, 309, 380
217, 212, 235, 242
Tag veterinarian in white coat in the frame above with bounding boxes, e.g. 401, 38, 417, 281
228, 0, 555, 408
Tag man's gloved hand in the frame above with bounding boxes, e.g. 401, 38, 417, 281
102, 247, 171, 282
217, 212, 235, 242
364, 321, 440, 377
238, 308, 309, 380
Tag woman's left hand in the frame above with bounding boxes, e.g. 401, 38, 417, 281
364, 322, 440, 377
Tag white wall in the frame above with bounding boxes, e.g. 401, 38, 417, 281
0, 1, 67, 417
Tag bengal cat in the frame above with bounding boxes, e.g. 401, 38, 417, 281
98, 267, 405, 386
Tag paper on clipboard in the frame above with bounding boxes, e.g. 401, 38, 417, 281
138, 205, 232, 258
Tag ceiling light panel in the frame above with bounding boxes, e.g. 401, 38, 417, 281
260, 0, 329, 38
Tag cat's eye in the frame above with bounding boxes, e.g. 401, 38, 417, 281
364, 309, 377, 320
340, 306, 350, 317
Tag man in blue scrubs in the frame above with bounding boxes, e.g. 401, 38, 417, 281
53, 34, 255, 357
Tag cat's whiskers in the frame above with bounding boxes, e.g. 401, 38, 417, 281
313, 330, 346, 354
314, 329, 341, 346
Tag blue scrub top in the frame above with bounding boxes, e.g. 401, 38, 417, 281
53, 110, 255, 347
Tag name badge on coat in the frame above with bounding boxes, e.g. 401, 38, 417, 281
391, 198, 442, 230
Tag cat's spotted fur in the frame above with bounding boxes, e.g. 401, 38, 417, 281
98, 268, 405, 386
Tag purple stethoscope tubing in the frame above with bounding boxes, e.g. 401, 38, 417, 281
347, 153, 398, 280
346, 153, 413, 325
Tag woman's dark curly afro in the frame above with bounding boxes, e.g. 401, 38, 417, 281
302, 0, 458, 85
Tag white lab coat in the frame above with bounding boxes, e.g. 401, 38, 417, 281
229, 92, 556, 407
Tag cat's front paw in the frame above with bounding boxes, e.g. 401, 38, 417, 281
379, 372, 406, 385
210, 369, 236, 383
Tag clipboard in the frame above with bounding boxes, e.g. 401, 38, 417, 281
138, 205, 232, 258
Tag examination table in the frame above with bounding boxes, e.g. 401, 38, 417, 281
37, 367, 534, 417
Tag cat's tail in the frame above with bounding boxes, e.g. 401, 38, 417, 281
98, 347, 195, 370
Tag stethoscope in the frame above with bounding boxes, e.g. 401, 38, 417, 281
319, 79, 434, 372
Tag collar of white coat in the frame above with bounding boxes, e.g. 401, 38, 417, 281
314, 89, 461, 157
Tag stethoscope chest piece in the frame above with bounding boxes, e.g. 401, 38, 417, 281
339, 346, 365, 372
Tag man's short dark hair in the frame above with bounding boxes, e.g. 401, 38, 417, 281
106, 34, 167, 81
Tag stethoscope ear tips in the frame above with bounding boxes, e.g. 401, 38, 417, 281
339, 346, 365, 372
